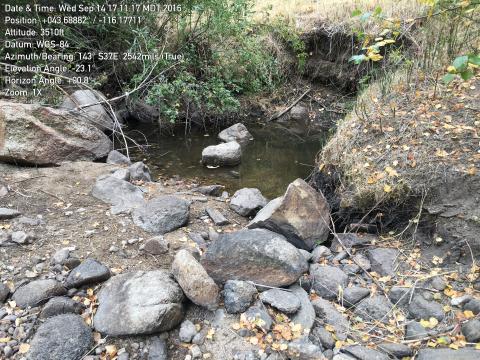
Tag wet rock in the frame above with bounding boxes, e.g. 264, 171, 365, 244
342, 286, 370, 307
311, 246, 332, 262
202, 229, 308, 287
330, 233, 373, 253
378, 343, 413, 358
309, 264, 348, 300
91, 175, 145, 214
0, 208, 21, 220
223, 280, 257, 314
218, 123, 253, 144
0, 100, 111, 165
202, 141, 242, 166
243, 303, 273, 332
354, 296, 393, 323
288, 336, 325, 359
12, 279, 66, 308
310, 325, 335, 349
0, 283, 10, 302
405, 321, 428, 340
289, 285, 316, 332
367, 248, 399, 276
408, 295, 444, 321
40, 296, 82, 318
416, 348, 480, 360
132, 196, 189, 234
205, 207, 229, 226
147, 336, 168, 360
93, 270, 184, 335
248, 179, 330, 250
61, 89, 112, 131
27, 314, 93, 360
462, 319, 480, 342
51, 248, 70, 265
179, 320, 197, 343
128, 161, 152, 182
171, 249, 219, 310
312, 298, 349, 340
229, 188, 268, 217
342, 345, 389, 360
107, 150, 131, 165
144, 236, 169, 255
194, 185, 225, 197
66, 258, 111, 288
464, 298, 480, 315
259, 288, 300, 314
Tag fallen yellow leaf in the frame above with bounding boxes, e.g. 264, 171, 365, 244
18, 343, 30, 354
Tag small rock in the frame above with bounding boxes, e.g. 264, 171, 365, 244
11, 231, 32, 244
408, 295, 444, 321
342, 287, 370, 307
388, 286, 411, 307
367, 248, 399, 276
289, 284, 316, 333
189, 232, 207, 251
205, 208, 229, 226
243, 303, 272, 332
51, 248, 70, 265
171, 249, 219, 310
311, 246, 332, 262
0, 283, 10, 303
288, 336, 324, 359
451, 295, 473, 307
259, 288, 300, 314
66, 258, 111, 288
378, 343, 413, 358
312, 298, 349, 340
405, 321, 427, 340
462, 319, 480, 342
289, 105, 309, 121
144, 236, 169, 255
464, 298, 480, 315
191, 344, 202, 359
354, 296, 393, 323
223, 280, 257, 314
107, 150, 131, 165
309, 264, 348, 300
229, 188, 267, 217
430, 276, 447, 291
128, 161, 152, 182
179, 320, 197, 343
310, 325, 335, 349
0, 208, 21, 220
147, 336, 168, 360
12, 279, 66, 308
416, 348, 480, 360
40, 296, 82, 318
330, 233, 373, 252
194, 185, 225, 197
352, 254, 371, 271
342, 345, 389, 360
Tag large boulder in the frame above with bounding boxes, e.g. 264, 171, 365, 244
202, 142, 242, 166
132, 196, 189, 234
218, 123, 253, 144
229, 188, 268, 217
93, 270, 184, 336
92, 175, 145, 215
171, 250, 219, 310
0, 101, 112, 165
248, 179, 330, 250
201, 229, 308, 287
26, 314, 93, 360
61, 89, 113, 131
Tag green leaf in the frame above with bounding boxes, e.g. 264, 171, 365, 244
360, 12, 371, 22
373, 6, 382, 16
442, 73, 456, 84
468, 54, 480, 66
452, 55, 469, 72
460, 69, 474, 81
349, 54, 368, 64
351, 9, 362, 17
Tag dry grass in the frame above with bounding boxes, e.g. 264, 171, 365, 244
253, 0, 425, 31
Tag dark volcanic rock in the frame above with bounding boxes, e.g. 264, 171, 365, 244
194, 185, 225, 197
144, 236, 169, 255
223, 280, 257, 314
416, 348, 480, 360
289, 284, 316, 332
367, 248, 399, 276
12, 279, 66, 308
132, 196, 189, 234
40, 296, 83, 318
342, 286, 370, 307
243, 302, 273, 332
330, 233, 374, 252
26, 314, 93, 360
408, 295, 444, 321
93, 270, 184, 336
378, 343, 413, 358
462, 319, 480, 342
309, 264, 348, 300
343, 345, 389, 360
65, 258, 111, 288
202, 229, 308, 287
312, 298, 349, 340
354, 296, 393, 323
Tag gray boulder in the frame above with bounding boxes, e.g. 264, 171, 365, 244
12, 279, 66, 308
354, 296, 393, 323
93, 270, 184, 336
92, 175, 145, 215
416, 349, 480, 360
65, 258, 111, 288
218, 123, 253, 144
27, 314, 93, 360
202, 229, 308, 287
408, 295, 444, 321
61, 89, 112, 131
229, 188, 267, 217
367, 248, 399, 276
248, 179, 330, 250
107, 150, 131, 165
202, 141, 242, 167
259, 288, 300, 314
132, 196, 189, 234
172, 249, 219, 310
0, 101, 111, 165
310, 264, 348, 300
223, 280, 257, 314
129, 161, 152, 182
0, 208, 21, 220
40, 296, 83, 318
312, 298, 349, 340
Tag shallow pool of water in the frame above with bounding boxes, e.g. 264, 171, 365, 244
128, 122, 326, 198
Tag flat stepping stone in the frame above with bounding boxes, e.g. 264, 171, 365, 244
259, 288, 300, 313
65, 258, 111, 288
205, 208, 229, 226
